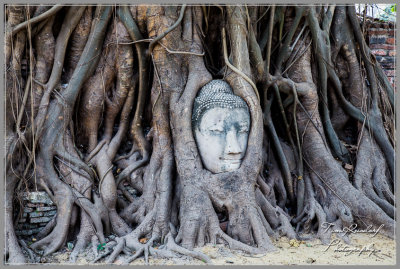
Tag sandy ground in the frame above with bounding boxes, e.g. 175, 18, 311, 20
34, 233, 395, 265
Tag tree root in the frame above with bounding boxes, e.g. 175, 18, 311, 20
5, 173, 26, 264
98, 232, 214, 264
19, 239, 36, 262
293, 172, 331, 245
69, 213, 94, 263
91, 241, 117, 263
36, 215, 57, 240
353, 134, 394, 218
11, 5, 63, 35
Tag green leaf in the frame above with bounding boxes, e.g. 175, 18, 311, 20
97, 243, 106, 251
67, 242, 74, 250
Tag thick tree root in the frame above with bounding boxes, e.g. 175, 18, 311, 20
96, 232, 217, 264
69, 212, 95, 263
353, 134, 394, 218
5, 174, 26, 264
5, 5, 395, 264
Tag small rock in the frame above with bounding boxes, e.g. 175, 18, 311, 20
344, 163, 353, 170
67, 242, 74, 251
139, 238, 148, 244
306, 257, 316, 264
289, 239, 300, 247
24, 192, 54, 205
225, 260, 234, 264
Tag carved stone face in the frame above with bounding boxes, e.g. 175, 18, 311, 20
194, 107, 250, 173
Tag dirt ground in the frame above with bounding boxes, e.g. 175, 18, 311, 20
27, 232, 395, 265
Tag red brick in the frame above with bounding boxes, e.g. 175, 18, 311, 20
388, 50, 396, 57
369, 36, 386, 44
369, 44, 395, 50
369, 29, 395, 37
368, 29, 388, 35
371, 49, 387, 56
385, 70, 395, 77
387, 38, 395, 44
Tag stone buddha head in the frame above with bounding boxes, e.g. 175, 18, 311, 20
192, 80, 250, 173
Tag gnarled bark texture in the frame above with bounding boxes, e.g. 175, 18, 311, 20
4, 5, 394, 264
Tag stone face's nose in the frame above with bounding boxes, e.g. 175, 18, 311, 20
225, 128, 241, 155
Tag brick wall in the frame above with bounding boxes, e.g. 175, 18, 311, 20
15, 192, 56, 237
16, 187, 135, 237
366, 20, 396, 87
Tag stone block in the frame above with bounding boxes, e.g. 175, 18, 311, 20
35, 206, 57, 212
43, 210, 57, 217
16, 230, 33, 236
18, 223, 39, 229
23, 207, 33, 213
30, 216, 53, 224
29, 211, 43, 218
23, 192, 54, 205
16, 227, 43, 236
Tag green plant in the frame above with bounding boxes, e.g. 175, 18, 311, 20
378, 4, 396, 21
97, 243, 106, 251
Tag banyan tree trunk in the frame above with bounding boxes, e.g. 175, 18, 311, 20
4, 4, 394, 264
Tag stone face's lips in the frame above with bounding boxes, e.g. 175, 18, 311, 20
222, 159, 241, 164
